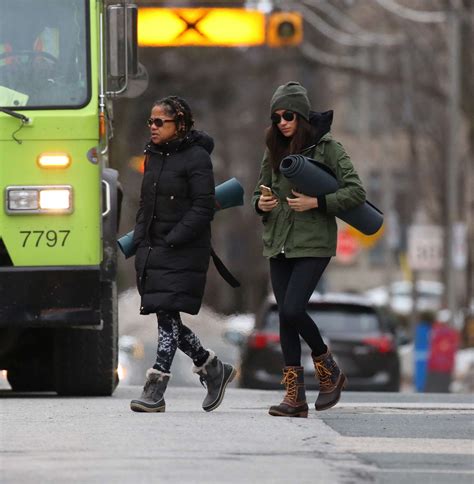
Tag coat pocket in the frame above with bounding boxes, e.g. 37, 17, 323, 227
262, 210, 277, 248
293, 211, 329, 249
135, 246, 152, 295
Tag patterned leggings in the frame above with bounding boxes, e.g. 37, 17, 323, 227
153, 310, 209, 374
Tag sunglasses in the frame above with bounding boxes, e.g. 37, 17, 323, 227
271, 111, 296, 124
147, 117, 176, 128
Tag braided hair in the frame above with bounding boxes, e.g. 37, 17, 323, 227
153, 95, 195, 136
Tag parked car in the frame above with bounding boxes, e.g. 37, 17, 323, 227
364, 280, 443, 317
222, 313, 255, 347
237, 293, 401, 391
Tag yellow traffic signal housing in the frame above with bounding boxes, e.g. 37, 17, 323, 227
267, 11, 303, 47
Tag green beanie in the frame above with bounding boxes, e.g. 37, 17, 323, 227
270, 81, 310, 121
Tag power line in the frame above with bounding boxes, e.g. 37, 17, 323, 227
300, 42, 361, 68
299, 2, 403, 47
304, 0, 369, 34
374, 0, 446, 23
302, 0, 403, 43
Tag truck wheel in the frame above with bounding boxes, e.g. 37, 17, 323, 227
7, 357, 55, 392
6, 330, 55, 392
54, 281, 118, 396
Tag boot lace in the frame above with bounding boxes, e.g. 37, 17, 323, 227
199, 376, 208, 389
315, 361, 333, 388
281, 368, 298, 402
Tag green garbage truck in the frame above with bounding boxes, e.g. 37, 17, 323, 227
0, 0, 146, 395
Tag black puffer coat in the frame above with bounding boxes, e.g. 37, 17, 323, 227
133, 130, 215, 315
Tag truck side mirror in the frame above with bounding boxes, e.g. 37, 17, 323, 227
106, 3, 138, 93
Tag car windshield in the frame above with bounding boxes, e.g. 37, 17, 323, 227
0, 0, 89, 109
264, 304, 381, 333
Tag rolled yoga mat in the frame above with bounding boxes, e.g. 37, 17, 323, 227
280, 154, 383, 235
214, 177, 245, 210
118, 177, 245, 258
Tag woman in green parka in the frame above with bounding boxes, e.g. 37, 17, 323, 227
252, 82, 366, 417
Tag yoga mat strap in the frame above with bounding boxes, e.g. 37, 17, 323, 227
210, 247, 240, 288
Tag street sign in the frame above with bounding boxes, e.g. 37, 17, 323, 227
138, 8, 266, 46
137, 8, 302, 47
336, 227, 360, 264
347, 223, 384, 249
407, 225, 443, 271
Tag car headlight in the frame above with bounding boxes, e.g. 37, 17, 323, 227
5, 186, 73, 214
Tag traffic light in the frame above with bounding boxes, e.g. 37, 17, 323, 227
267, 11, 303, 47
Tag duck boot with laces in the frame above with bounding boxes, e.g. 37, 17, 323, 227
193, 350, 237, 412
312, 350, 347, 411
130, 368, 170, 413
269, 366, 308, 418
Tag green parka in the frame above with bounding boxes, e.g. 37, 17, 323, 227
252, 123, 366, 259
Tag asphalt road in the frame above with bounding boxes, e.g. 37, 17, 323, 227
1, 388, 473, 483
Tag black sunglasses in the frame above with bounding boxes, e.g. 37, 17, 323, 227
271, 111, 296, 124
147, 117, 176, 128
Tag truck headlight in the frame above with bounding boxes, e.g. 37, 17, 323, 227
7, 189, 39, 210
39, 189, 71, 210
5, 186, 73, 214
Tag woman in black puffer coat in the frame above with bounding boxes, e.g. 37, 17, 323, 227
130, 96, 235, 414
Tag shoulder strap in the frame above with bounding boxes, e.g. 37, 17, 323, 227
210, 247, 240, 288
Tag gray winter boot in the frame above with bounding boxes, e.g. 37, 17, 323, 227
193, 350, 236, 412
130, 368, 170, 413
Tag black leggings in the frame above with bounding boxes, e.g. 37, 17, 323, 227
153, 310, 209, 373
269, 255, 330, 366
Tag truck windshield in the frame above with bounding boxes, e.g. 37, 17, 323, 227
0, 0, 89, 109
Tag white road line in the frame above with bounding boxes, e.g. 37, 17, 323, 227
373, 469, 474, 474
335, 436, 474, 455
336, 402, 474, 410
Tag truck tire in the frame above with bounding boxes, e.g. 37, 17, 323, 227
54, 281, 118, 396
54, 168, 120, 396
7, 357, 55, 392
6, 330, 55, 392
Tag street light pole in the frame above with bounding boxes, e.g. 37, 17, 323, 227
445, 5, 461, 324
376, 0, 462, 326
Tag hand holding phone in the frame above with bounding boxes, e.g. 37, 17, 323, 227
259, 184, 273, 197
258, 184, 278, 212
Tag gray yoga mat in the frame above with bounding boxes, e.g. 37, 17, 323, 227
280, 154, 383, 235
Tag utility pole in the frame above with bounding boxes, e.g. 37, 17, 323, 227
445, 4, 461, 324
376, 0, 462, 326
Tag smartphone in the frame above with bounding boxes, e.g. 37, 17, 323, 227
259, 184, 273, 197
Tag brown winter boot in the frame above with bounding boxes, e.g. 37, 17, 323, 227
269, 366, 309, 418
312, 350, 347, 411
